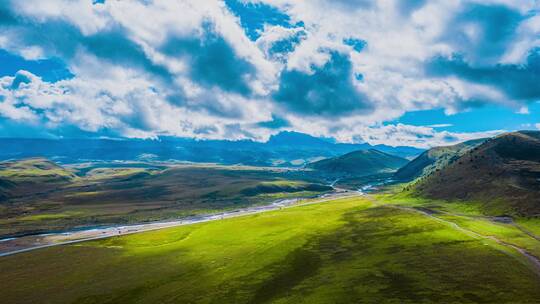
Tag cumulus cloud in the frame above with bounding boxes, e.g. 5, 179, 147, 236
160, 27, 256, 95
256, 25, 306, 61
426, 49, 540, 104
273, 51, 371, 116
339, 123, 503, 149
443, 3, 524, 65
0, 0, 538, 147
0, 68, 273, 141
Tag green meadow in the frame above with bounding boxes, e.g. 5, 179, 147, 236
2, 196, 540, 304
375, 190, 540, 259
0, 160, 332, 237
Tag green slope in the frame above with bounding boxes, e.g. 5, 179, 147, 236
307, 149, 408, 177
412, 131, 540, 216
1, 196, 539, 304
0, 158, 76, 183
394, 138, 486, 181
0, 158, 76, 203
0, 159, 332, 237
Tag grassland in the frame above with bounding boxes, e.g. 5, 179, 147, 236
0, 158, 76, 180
375, 189, 540, 265
0, 159, 331, 237
2, 196, 540, 304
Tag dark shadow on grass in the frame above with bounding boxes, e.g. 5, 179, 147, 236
248, 248, 321, 304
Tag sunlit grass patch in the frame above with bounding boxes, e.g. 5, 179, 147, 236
439, 214, 540, 258
516, 218, 540, 236
374, 191, 493, 216
18, 211, 85, 221
1, 196, 539, 304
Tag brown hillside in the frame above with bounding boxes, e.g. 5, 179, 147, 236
414, 131, 540, 216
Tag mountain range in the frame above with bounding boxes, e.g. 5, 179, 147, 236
0, 131, 423, 166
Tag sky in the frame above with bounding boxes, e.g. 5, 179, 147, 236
0, 0, 539, 148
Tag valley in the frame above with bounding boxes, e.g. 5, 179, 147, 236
4, 2, 540, 303
0, 142, 413, 240
0, 159, 335, 238
0, 189, 356, 257
2, 194, 540, 304
2, 131, 540, 303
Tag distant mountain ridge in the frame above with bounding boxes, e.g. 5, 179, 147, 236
267, 131, 337, 147
307, 149, 409, 177
0, 132, 423, 166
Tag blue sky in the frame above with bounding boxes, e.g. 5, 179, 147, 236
393, 104, 540, 133
0, 0, 539, 148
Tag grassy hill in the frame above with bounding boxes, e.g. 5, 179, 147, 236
307, 149, 408, 177
2, 196, 539, 303
0, 159, 332, 237
412, 131, 540, 216
0, 158, 76, 181
0, 158, 76, 201
394, 138, 486, 181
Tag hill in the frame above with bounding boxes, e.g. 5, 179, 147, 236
0, 158, 75, 181
412, 131, 540, 216
394, 138, 486, 181
307, 149, 408, 177
0, 158, 76, 202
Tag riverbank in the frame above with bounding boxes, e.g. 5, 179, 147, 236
0, 190, 358, 257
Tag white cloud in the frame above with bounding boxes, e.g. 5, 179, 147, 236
427, 124, 453, 128
342, 124, 503, 149
0, 0, 538, 147
0, 69, 274, 141
517, 106, 530, 114
0, 0, 282, 140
